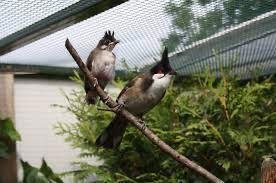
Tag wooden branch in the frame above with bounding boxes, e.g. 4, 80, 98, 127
65, 39, 224, 183
261, 158, 276, 183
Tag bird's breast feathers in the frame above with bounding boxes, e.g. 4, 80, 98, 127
144, 73, 172, 102
92, 50, 116, 80
148, 74, 172, 93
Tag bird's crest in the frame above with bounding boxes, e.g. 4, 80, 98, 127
150, 47, 176, 75
103, 30, 116, 42
160, 47, 169, 64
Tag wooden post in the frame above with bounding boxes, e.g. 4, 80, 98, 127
0, 73, 17, 183
261, 158, 276, 183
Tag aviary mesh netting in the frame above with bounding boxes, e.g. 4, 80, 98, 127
0, 0, 276, 78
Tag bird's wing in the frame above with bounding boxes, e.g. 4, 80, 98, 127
116, 76, 139, 101
86, 49, 96, 71
116, 73, 153, 101
84, 50, 96, 92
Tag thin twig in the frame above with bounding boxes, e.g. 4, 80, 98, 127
65, 38, 224, 183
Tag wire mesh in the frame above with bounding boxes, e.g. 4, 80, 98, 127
0, 0, 275, 78
0, 0, 81, 40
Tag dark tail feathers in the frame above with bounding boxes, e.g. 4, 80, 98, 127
95, 115, 128, 149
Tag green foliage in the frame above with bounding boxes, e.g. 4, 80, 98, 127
55, 70, 275, 182
0, 118, 21, 141
163, 0, 276, 51
21, 159, 63, 183
0, 117, 21, 158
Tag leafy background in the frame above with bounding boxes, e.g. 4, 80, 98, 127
0, 118, 21, 159
55, 1, 276, 182
55, 69, 275, 183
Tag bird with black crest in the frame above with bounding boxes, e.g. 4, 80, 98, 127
84, 31, 120, 105
95, 47, 177, 149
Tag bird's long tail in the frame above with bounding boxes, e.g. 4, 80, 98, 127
95, 115, 128, 149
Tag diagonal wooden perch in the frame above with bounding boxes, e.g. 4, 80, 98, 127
65, 38, 224, 183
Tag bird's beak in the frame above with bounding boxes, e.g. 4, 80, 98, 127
108, 40, 120, 46
169, 70, 177, 75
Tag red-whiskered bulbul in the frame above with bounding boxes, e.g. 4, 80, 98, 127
95, 47, 177, 148
85, 31, 119, 104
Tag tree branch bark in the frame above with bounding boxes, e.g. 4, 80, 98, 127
65, 38, 224, 183
261, 158, 276, 183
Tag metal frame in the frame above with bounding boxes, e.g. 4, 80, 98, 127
0, 63, 76, 75
0, 0, 127, 56
0, 63, 129, 78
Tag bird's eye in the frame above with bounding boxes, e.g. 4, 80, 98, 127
105, 40, 111, 45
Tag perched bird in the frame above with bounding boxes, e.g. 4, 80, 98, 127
96, 47, 177, 148
84, 31, 119, 104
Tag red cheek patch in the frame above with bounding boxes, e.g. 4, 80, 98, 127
157, 69, 164, 74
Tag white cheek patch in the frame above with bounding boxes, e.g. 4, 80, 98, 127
152, 73, 165, 80
150, 74, 172, 91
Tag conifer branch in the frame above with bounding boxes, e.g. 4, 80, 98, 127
65, 38, 224, 183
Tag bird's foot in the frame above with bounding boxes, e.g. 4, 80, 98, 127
93, 78, 98, 87
138, 119, 146, 130
88, 73, 98, 87
103, 95, 111, 104
112, 101, 125, 113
